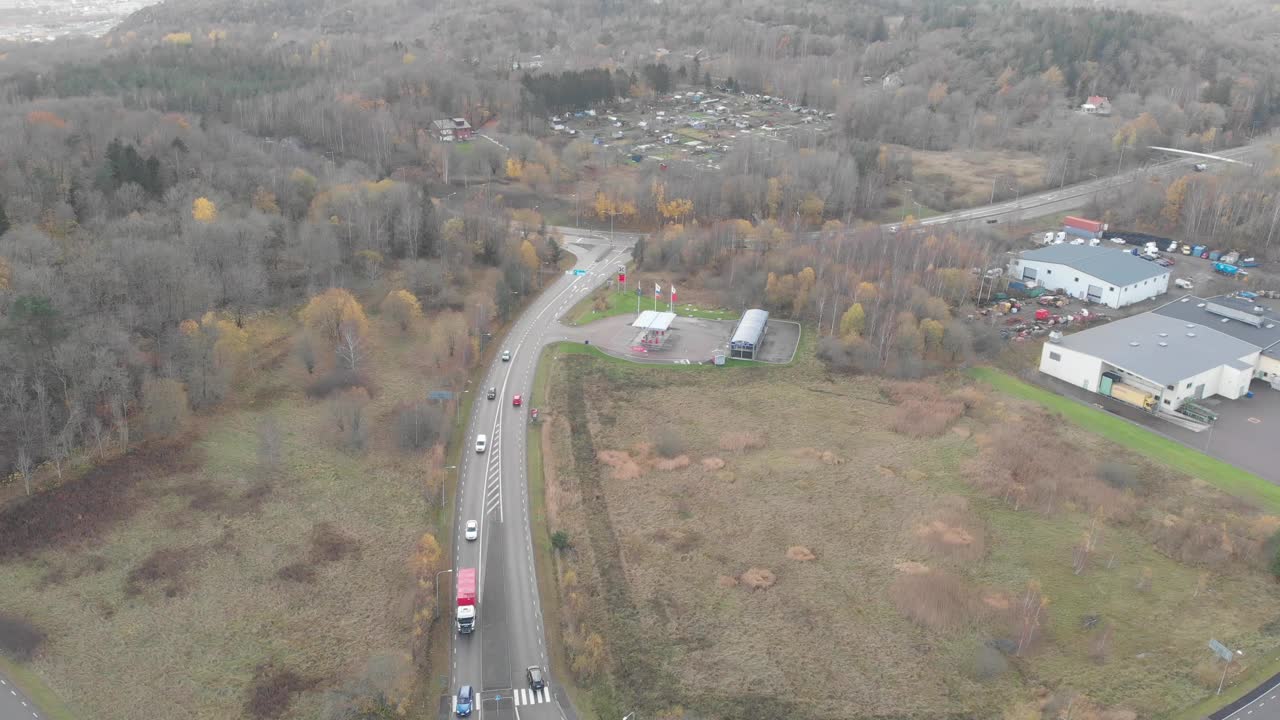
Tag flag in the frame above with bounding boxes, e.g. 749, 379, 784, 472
671, 285, 677, 304
655, 283, 662, 298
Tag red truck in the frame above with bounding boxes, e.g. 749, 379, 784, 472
456, 568, 476, 634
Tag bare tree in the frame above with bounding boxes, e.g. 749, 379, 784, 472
15, 446, 33, 496
256, 415, 283, 474
335, 323, 365, 372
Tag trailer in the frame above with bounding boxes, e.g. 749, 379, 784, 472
1177, 400, 1218, 424
1108, 383, 1157, 411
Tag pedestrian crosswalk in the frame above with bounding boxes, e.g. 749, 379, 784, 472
449, 687, 552, 712
514, 687, 551, 706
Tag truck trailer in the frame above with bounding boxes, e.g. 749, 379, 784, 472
1108, 383, 1156, 412
456, 568, 477, 634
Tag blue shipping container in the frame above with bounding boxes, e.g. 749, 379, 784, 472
1193, 245, 1206, 255
1209, 251, 1220, 261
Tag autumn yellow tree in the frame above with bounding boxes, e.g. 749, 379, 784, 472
178, 312, 248, 408
1113, 112, 1161, 149
799, 193, 824, 226
1162, 175, 1189, 229
411, 532, 444, 584
382, 289, 424, 333
301, 288, 369, 344
192, 197, 217, 223
519, 239, 540, 274
839, 303, 865, 338
921, 318, 946, 356
251, 186, 280, 214
927, 81, 948, 108
659, 197, 693, 224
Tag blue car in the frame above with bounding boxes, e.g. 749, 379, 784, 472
455, 685, 474, 717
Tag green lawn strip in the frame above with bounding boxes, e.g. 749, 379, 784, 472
0, 656, 78, 720
550, 341, 759, 370
568, 287, 739, 325
524, 348, 595, 717
968, 367, 1280, 513
1170, 650, 1280, 720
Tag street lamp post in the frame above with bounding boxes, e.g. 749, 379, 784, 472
435, 568, 454, 617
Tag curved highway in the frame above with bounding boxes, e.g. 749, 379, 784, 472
896, 143, 1265, 231
447, 233, 632, 720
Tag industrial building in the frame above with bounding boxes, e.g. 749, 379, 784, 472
1008, 244, 1170, 308
1039, 294, 1280, 413
730, 309, 769, 359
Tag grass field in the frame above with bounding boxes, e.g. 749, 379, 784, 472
0, 310, 457, 720
538, 349, 1280, 719
907, 146, 1049, 210
568, 287, 739, 325
969, 367, 1280, 514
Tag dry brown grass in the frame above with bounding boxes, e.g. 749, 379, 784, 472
654, 455, 690, 471
543, 356, 1280, 719
786, 546, 816, 561
889, 569, 981, 631
739, 567, 777, 590
700, 457, 726, 471
889, 398, 965, 438
0, 312, 431, 720
598, 449, 643, 480
906, 146, 1047, 209
718, 431, 765, 453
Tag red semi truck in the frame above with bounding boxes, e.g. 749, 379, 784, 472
456, 568, 476, 634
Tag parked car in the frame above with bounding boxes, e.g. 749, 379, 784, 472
465, 520, 478, 541
456, 685, 474, 717
526, 666, 546, 691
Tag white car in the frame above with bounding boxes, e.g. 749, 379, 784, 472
465, 520, 478, 541
502, 350, 511, 362
475, 434, 487, 453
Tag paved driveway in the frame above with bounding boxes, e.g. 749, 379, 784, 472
1039, 376, 1280, 483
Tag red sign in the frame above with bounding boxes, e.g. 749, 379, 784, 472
618, 273, 626, 283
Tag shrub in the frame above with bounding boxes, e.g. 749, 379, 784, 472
551, 530, 571, 551
653, 427, 687, 458
305, 369, 372, 399
0, 614, 46, 661
889, 398, 965, 438
890, 569, 978, 631
395, 401, 448, 452
244, 663, 316, 719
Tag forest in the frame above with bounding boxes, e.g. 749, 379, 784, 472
4, 0, 1280, 716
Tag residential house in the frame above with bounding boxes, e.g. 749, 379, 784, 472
432, 118, 474, 142
1080, 95, 1112, 115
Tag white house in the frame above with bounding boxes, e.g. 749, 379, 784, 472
1008, 244, 1169, 308
1039, 294, 1280, 409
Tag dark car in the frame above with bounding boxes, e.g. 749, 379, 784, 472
526, 666, 545, 691
455, 685, 474, 717
487, 387, 496, 400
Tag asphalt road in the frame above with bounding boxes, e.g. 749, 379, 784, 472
0, 673, 43, 720
1215, 672, 1280, 720
893, 143, 1267, 232
448, 232, 632, 720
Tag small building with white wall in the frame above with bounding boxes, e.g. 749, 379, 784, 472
1039, 294, 1280, 409
1008, 244, 1170, 308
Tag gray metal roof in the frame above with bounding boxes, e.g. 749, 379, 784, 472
1018, 245, 1169, 287
1058, 313, 1261, 386
1151, 295, 1280, 351
731, 308, 769, 348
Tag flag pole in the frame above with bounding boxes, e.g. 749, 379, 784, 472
636, 276, 640, 315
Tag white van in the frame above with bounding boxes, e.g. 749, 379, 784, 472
475, 435, 488, 453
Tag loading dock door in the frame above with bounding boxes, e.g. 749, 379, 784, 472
1086, 284, 1104, 302
1022, 267, 1038, 281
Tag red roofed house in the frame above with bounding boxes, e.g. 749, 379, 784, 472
433, 118, 474, 142
1080, 95, 1112, 116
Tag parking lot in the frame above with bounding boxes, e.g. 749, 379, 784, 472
1042, 375, 1280, 483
